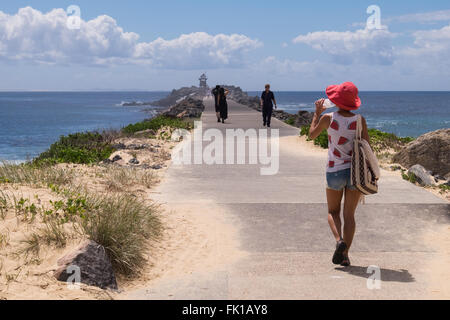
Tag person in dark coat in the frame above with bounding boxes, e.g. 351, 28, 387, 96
260, 84, 277, 127
211, 85, 221, 122
218, 87, 229, 123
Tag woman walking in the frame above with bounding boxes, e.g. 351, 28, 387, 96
212, 85, 221, 122
218, 87, 229, 123
309, 82, 370, 267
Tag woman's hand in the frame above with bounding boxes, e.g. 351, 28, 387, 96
315, 99, 326, 115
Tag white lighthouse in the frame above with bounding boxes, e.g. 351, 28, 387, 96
199, 73, 208, 89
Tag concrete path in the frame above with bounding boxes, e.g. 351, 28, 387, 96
127, 97, 449, 300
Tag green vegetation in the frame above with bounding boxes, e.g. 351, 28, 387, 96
33, 132, 116, 165
299, 125, 415, 152
2, 116, 195, 167
122, 115, 193, 135
401, 169, 418, 184
439, 184, 450, 192
368, 129, 414, 153
300, 125, 329, 149
284, 118, 296, 126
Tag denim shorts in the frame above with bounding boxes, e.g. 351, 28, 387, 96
326, 168, 357, 191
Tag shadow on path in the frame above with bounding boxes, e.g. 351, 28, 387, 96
336, 266, 415, 283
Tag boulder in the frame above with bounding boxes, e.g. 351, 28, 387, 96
393, 129, 450, 177
54, 240, 118, 290
295, 111, 314, 127
111, 154, 122, 162
408, 164, 436, 187
163, 98, 205, 118
129, 158, 140, 165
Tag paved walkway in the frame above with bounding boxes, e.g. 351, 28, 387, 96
127, 97, 449, 300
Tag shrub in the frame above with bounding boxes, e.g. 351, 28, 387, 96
368, 129, 414, 153
285, 118, 295, 126
300, 125, 329, 149
79, 194, 161, 275
122, 115, 193, 135
402, 170, 418, 184
299, 125, 415, 152
33, 132, 115, 165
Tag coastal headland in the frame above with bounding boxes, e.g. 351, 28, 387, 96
0, 85, 449, 300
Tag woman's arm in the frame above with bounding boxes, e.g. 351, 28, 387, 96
309, 99, 331, 140
224, 89, 230, 96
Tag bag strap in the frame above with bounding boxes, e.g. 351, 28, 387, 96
356, 115, 363, 140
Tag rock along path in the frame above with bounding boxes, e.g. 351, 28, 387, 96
126, 97, 449, 300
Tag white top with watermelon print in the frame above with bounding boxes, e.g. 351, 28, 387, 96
326, 112, 358, 173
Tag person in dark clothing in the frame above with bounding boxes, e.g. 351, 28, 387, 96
211, 85, 221, 122
218, 87, 229, 123
260, 84, 277, 127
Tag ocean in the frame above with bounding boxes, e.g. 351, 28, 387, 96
249, 91, 450, 138
0, 92, 168, 162
1, 91, 449, 162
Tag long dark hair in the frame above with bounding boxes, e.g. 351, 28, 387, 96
219, 87, 226, 99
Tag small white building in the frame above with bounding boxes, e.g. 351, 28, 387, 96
199, 73, 208, 89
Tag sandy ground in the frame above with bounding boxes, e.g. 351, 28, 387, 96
0, 135, 178, 300
117, 201, 246, 298
423, 225, 450, 299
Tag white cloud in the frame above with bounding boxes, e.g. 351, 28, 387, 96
0, 7, 261, 68
134, 32, 261, 69
398, 24, 450, 75
387, 10, 450, 24
293, 28, 396, 65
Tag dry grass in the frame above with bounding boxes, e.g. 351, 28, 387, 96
78, 194, 161, 276
0, 161, 73, 187
104, 167, 159, 192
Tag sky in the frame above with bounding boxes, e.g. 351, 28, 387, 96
0, 0, 449, 91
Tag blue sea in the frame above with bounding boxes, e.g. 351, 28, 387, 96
1, 91, 449, 161
249, 91, 450, 138
0, 92, 168, 161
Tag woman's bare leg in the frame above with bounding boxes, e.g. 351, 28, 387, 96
326, 188, 344, 242
342, 188, 361, 253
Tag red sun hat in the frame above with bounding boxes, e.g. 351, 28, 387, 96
326, 82, 361, 111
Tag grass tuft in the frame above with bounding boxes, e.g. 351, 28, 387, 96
0, 161, 73, 187
105, 167, 159, 192
79, 194, 161, 275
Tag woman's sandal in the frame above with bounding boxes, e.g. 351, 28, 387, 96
332, 240, 347, 265
341, 254, 351, 267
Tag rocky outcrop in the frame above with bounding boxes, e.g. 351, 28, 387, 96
152, 86, 204, 107
408, 165, 437, 186
163, 98, 205, 118
393, 129, 450, 177
54, 240, 118, 290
